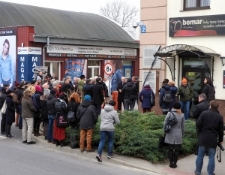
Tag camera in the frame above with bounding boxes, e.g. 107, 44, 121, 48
217, 143, 224, 151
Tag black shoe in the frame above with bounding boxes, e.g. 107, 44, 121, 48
23, 140, 27, 143
96, 155, 102, 162
6, 135, 14, 138
27, 141, 36, 145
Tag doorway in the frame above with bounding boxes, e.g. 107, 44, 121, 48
87, 60, 100, 79
45, 62, 61, 80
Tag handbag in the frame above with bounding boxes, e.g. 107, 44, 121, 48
56, 113, 69, 128
1, 101, 7, 114
150, 91, 155, 106
158, 134, 168, 149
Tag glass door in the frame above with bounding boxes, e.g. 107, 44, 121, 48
87, 60, 100, 79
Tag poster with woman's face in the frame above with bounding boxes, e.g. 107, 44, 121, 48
0, 28, 16, 89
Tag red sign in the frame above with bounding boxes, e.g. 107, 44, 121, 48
104, 63, 113, 75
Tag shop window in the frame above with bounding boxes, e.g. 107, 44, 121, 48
184, 0, 210, 10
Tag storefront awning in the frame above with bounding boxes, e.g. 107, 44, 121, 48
154, 44, 220, 58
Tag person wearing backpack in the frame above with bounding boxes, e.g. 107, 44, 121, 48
32, 85, 43, 136
177, 78, 194, 120
67, 92, 80, 148
163, 102, 185, 169
159, 82, 173, 115
46, 89, 58, 143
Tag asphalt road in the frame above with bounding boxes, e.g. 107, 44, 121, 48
0, 124, 159, 175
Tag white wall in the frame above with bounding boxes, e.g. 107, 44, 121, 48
166, 0, 225, 100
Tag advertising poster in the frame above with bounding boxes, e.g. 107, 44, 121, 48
104, 60, 123, 95
64, 58, 87, 81
17, 47, 42, 82
169, 14, 225, 37
0, 27, 16, 89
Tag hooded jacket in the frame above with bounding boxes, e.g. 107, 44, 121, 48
46, 94, 58, 115
139, 85, 155, 108
76, 101, 97, 129
122, 80, 136, 99
100, 105, 120, 131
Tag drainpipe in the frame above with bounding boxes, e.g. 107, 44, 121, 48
42, 36, 50, 66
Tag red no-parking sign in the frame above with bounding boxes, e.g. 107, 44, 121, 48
104, 63, 113, 75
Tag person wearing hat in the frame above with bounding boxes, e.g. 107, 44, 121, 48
77, 95, 97, 152
177, 77, 194, 120
21, 89, 37, 144
96, 100, 120, 162
5, 90, 15, 137
163, 102, 185, 168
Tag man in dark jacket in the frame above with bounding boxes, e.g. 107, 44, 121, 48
92, 78, 104, 115
0, 86, 7, 135
192, 93, 209, 120
46, 89, 58, 143
77, 95, 97, 152
122, 78, 136, 111
32, 85, 43, 136
195, 100, 224, 175
159, 83, 172, 115
61, 77, 74, 94
117, 77, 126, 111
83, 79, 93, 98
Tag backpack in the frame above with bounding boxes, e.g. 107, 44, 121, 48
55, 98, 67, 113
164, 112, 178, 133
163, 89, 173, 104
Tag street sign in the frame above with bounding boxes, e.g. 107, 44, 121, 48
104, 63, 113, 75
141, 25, 146, 33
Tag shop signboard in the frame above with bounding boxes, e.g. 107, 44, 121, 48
169, 14, 225, 37
17, 47, 42, 82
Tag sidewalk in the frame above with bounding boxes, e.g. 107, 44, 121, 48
33, 136, 225, 175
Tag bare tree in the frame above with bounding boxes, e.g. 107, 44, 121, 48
100, 0, 139, 37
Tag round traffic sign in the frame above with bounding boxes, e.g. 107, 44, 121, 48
104, 63, 113, 75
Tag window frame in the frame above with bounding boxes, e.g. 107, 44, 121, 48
183, 0, 210, 11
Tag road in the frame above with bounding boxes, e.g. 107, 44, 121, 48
0, 124, 159, 175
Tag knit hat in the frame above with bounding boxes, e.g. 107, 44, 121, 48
108, 100, 116, 106
35, 85, 42, 93
50, 89, 56, 95
6, 90, 13, 95
84, 95, 91, 102
127, 78, 132, 82
173, 102, 181, 109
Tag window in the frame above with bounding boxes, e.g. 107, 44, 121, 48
184, 0, 210, 10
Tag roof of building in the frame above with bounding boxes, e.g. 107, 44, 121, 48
0, 1, 136, 44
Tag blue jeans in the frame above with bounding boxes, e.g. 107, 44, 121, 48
195, 146, 216, 175
179, 101, 190, 120
97, 131, 114, 156
47, 114, 56, 141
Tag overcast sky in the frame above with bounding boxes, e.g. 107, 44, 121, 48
1, 0, 140, 14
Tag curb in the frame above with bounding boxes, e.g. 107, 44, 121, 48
33, 136, 164, 174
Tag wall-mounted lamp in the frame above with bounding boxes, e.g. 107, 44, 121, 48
220, 57, 225, 66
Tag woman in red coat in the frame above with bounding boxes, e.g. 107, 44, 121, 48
53, 94, 68, 147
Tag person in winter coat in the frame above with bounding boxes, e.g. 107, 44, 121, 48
77, 95, 97, 152
5, 90, 15, 137
21, 89, 36, 144
163, 102, 185, 169
159, 82, 172, 115
192, 93, 209, 120
168, 81, 178, 108
195, 100, 224, 175
0, 86, 7, 135
96, 100, 120, 162
82, 79, 93, 98
177, 78, 193, 120
40, 89, 50, 140
61, 77, 74, 95
139, 83, 155, 113
67, 92, 81, 148
117, 77, 126, 111
32, 85, 43, 136
122, 78, 137, 111
46, 89, 58, 143
201, 77, 215, 102
92, 78, 104, 115
53, 94, 68, 147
